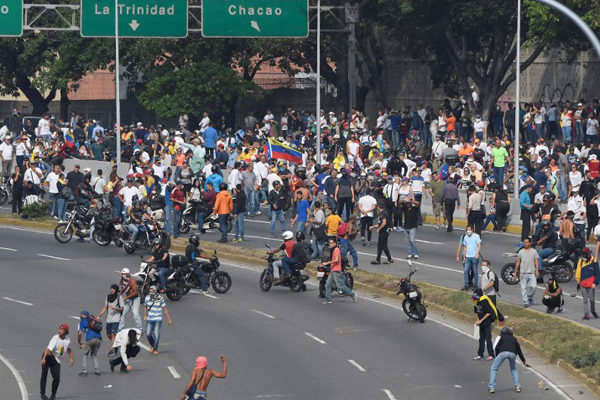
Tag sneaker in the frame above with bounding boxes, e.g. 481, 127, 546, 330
473, 356, 483, 360
515, 386, 521, 393
352, 293, 358, 303
94, 370, 101, 376
78, 371, 88, 376
413, 255, 419, 259
322, 300, 332, 304
383, 259, 393, 264
523, 304, 530, 308
41, 395, 49, 400
489, 388, 495, 394
370, 260, 381, 265
461, 286, 470, 291
555, 308, 563, 314
407, 254, 413, 259
48, 395, 56, 400
528, 299, 534, 306
434, 225, 440, 230
396, 227, 404, 232
256, 211, 262, 216
487, 356, 494, 361
201, 290, 210, 295
593, 311, 599, 319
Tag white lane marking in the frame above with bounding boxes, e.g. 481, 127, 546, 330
69, 316, 80, 320
303, 332, 326, 344
0, 351, 29, 400
36, 254, 70, 261
2, 297, 33, 306
246, 219, 270, 225
454, 385, 462, 388
382, 389, 397, 400
168, 366, 181, 379
255, 395, 293, 398
251, 309, 275, 319
0, 246, 17, 251
189, 290, 219, 299
0, 224, 53, 235
348, 359, 366, 372
415, 239, 443, 244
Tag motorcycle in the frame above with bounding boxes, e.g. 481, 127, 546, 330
133, 258, 160, 299
92, 206, 125, 247
396, 260, 427, 322
0, 176, 12, 205
179, 201, 233, 234
259, 244, 308, 292
123, 219, 171, 254
54, 205, 92, 243
316, 259, 354, 298
173, 251, 232, 296
500, 249, 574, 285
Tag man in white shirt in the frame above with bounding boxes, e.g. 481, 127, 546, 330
38, 114, 52, 143
358, 190, 377, 246
199, 112, 210, 133
152, 159, 166, 180
45, 165, 61, 217
0, 136, 13, 177
118, 178, 142, 209
15, 135, 28, 170
92, 169, 106, 196
254, 155, 269, 204
40, 323, 74, 400
569, 164, 583, 197
263, 110, 275, 134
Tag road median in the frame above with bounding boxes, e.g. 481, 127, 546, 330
3, 214, 600, 394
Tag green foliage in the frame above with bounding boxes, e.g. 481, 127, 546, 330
21, 201, 48, 220
572, 349, 600, 369
138, 61, 260, 118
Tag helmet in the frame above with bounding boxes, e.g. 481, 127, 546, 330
152, 238, 162, 247
282, 231, 294, 240
295, 231, 305, 242
541, 219, 551, 227
120, 267, 130, 274
543, 193, 552, 202
189, 234, 200, 246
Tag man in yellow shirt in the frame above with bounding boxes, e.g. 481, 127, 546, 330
325, 212, 342, 238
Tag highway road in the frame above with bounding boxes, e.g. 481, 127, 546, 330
0, 225, 588, 400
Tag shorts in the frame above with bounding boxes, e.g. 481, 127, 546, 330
433, 201, 442, 217
84, 338, 101, 356
106, 322, 119, 336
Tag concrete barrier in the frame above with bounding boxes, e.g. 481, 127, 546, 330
63, 158, 130, 179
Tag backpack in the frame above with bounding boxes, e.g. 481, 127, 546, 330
337, 222, 348, 237
60, 185, 73, 199
487, 270, 500, 294
313, 224, 327, 241
87, 315, 103, 333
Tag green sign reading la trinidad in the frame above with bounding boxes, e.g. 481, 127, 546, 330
202, 0, 308, 38
0, 0, 22, 36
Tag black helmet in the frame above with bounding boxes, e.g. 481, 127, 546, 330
189, 234, 200, 246
541, 219, 551, 227
211, 165, 219, 174
543, 193, 552, 202
152, 238, 162, 247
295, 231, 305, 242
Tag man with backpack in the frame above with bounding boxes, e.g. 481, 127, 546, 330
77, 310, 102, 376
472, 288, 497, 361
481, 260, 505, 323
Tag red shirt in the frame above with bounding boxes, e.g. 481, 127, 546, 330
170, 188, 185, 211
330, 247, 342, 272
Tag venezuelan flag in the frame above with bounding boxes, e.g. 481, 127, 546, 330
65, 129, 74, 144
267, 138, 302, 165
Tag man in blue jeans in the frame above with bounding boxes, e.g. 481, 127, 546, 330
458, 225, 481, 290
339, 215, 359, 268
145, 239, 171, 293
488, 327, 530, 394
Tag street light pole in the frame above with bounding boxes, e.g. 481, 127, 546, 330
514, 0, 521, 196
115, 0, 121, 165
315, 0, 321, 165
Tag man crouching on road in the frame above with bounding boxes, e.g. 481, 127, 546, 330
108, 328, 141, 372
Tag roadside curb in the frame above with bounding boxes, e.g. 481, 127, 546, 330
422, 215, 522, 235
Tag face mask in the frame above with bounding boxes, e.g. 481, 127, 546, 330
482, 265, 489, 273
467, 231, 473, 236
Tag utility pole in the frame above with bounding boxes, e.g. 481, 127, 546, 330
345, 3, 358, 115
514, 0, 520, 196
114, 0, 121, 165
316, 0, 321, 164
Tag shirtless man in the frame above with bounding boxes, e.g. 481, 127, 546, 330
559, 211, 576, 252
180, 355, 228, 400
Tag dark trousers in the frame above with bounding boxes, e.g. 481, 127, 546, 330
586, 205, 598, 241
12, 191, 23, 214
487, 295, 505, 322
109, 344, 140, 369
445, 200, 456, 228
468, 210, 483, 234
40, 354, 60, 396
337, 197, 353, 221
206, 147, 215, 159
218, 214, 228, 241
496, 202, 509, 230
393, 205, 403, 228
520, 210, 531, 241
478, 324, 494, 357
376, 230, 392, 262
360, 216, 373, 242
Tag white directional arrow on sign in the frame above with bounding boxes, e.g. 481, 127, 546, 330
129, 20, 140, 31
250, 20, 260, 32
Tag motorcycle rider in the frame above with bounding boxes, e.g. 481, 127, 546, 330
532, 219, 557, 283
127, 198, 150, 246
148, 186, 165, 220
280, 231, 311, 274
197, 181, 217, 234
185, 234, 212, 294
145, 238, 171, 294
322, 237, 358, 304
205, 165, 223, 192
266, 231, 295, 284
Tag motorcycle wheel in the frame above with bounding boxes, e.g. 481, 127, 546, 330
54, 223, 73, 244
0, 189, 8, 205
166, 283, 184, 301
211, 271, 232, 294
501, 263, 520, 285
345, 273, 354, 290
180, 220, 190, 234
402, 298, 421, 320
289, 274, 304, 292
259, 269, 273, 292
416, 303, 427, 323
114, 236, 124, 247
124, 243, 135, 254
553, 263, 574, 283
92, 230, 110, 246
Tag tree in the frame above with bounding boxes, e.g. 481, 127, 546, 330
382, 0, 600, 121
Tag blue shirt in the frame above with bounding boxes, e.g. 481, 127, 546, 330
315, 173, 328, 192
296, 199, 309, 222
164, 186, 173, 206
144, 296, 166, 322
519, 190, 532, 210
461, 233, 481, 258
390, 115, 401, 130
78, 317, 102, 341
205, 174, 222, 193
203, 127, 219, 148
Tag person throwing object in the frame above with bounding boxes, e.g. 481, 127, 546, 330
180, 355, 228, 400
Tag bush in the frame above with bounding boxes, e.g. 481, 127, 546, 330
21, 201, 48, 220
572, 349, 600, 369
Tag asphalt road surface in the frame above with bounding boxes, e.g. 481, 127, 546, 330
0, 225, 587, 400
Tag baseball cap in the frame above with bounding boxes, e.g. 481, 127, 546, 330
59, 324, 69, 334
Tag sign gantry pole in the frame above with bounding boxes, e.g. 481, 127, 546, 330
115, 0, 121, 164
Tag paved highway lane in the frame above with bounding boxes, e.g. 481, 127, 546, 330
0, 226, 582, 399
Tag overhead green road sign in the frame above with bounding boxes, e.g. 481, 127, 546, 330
0, 0, 22, 36
81, 0, 188, 38
202, 0, 308, 38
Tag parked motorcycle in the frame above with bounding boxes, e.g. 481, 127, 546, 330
0, 176, 12, 205
259, 244, 308, 292
396, 260, 427, 322
54, 205, 92, 243
179, 201, 233, 234
316, 260, 354, 298
500, 249, 574, 285
123, 219, 171, 254
92, 206, 125, 247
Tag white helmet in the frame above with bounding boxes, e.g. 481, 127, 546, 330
282, 231, 294, 240
120, 267, 130, 274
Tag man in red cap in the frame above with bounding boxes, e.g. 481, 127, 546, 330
180, 355, 228, 400
40, 324, 74, 400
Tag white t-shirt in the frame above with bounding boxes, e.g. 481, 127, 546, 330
474, 119, 485, 133
267, 173, 282, 192
47, 334, 71, 363
38, 118, 51, 136
358, 195, 377, 217
119, 186, 142, 207
421, 168, 432, 183
347, 141, 360, 158
569, 171, 583, 193
92, 176, 106, 195
263, 113, 274, 130
152, 164, 166, 180
0, 142, 13, 160
199, 116, 210, 133
587, 119, 599, 136
15, 142, 27, 156
46, 172, 60, 194
25, 167, 41, 185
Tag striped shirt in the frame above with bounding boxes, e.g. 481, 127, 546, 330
144, 296, 166, 322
